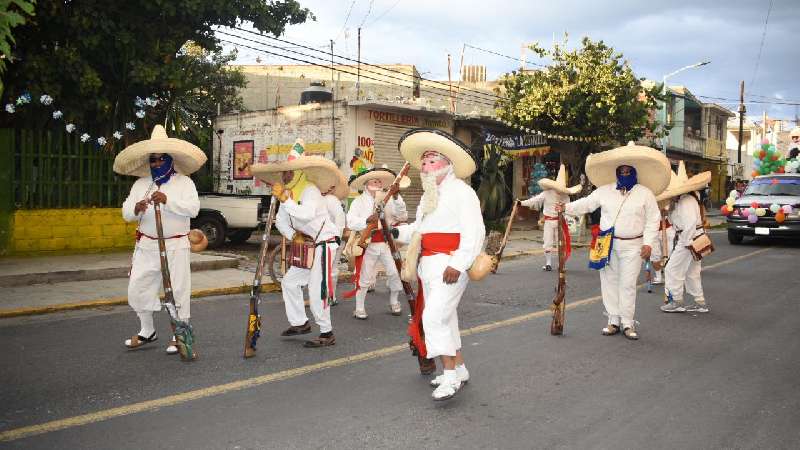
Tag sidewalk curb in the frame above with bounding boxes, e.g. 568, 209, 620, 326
0, 247, 568, 319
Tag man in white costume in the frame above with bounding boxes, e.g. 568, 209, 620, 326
556, 142, 671, 340
394, 129, 485, 401
519, 164, 581, 271
345, 166, 408, 318
656, 162, 711, 313
115, 125, 206, 354
252, 140, 348, 348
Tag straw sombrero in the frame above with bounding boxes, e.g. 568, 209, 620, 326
398, 128, 477, 178
538, 164, 582, 195
349, 164, 412, 192
251, 139, 347, 199
655, 161, 711, 202
585, 141, 671, 195
113, 125, 207, 177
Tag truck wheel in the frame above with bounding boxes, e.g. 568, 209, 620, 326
228, 229, 254, 244
195, 216, 227, 249
727, 230, 744, 245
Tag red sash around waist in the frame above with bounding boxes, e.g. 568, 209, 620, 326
543, 215, 558, 221
371, 230, 385, 243
136, 230, 187, 241
421, 233, 460, 256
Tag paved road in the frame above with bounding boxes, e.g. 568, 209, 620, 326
1, 234, 798, 449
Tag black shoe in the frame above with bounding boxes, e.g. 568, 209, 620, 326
542, 265, 552, 272
281, 321, 311, 336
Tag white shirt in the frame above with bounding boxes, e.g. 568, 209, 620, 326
396, 173, 485, 272
669, 194, 702, 248
346, 191, 408, 232
566, 183, 660, 247
324, 195, 346, 237
275, 184, 339, 242
121, 173, 199, 251
521, 190, 570, 217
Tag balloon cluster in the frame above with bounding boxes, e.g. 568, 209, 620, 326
720, 189, 739, 216
787, 155, 800, 174
771, 203, 793, 224
752, 139, 786, 177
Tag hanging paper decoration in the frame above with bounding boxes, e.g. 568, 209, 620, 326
4, 89, 160, 152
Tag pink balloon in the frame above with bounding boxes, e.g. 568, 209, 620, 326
783, 205, 794, 214
762, 138, 770, 145
740, 208, 750, 217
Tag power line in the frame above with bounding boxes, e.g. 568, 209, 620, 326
366, 0, 401, 27
749, 0, 773, 90
334, 0, 358, 43
217, 34, 498, 108
464, 43, 546, 68
358, 0, 375, 29
227, 27, 505, 103
698, 95, 800, 106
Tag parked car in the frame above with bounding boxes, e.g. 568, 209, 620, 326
192, 193, 268, 249
726, 174, 800, 244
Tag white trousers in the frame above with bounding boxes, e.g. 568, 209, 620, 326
664, 244, 704, 304
128, 247, 191, 320
359, 242, 403, 294
418, 254, 468, 358
598, 238, 642, 328
542, 219, 558, 252
281, 243, 338, 333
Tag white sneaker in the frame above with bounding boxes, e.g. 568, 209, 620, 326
660, 302, 686, 313
432, 379, 461, 401
686, 303, 709, 313
166, 336, 179, 355
353, 309, 368, 320
390, 303, 402, 316
430, 368, 470, 387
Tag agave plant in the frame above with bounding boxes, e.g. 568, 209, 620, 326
476, 144, 513, 221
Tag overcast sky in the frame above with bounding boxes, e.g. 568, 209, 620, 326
224, 0, 799, 124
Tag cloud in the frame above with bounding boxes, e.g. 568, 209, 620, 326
224, 0, 800, 120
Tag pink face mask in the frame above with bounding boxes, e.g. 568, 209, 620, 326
365, 178, 383, 192
420, 151, 450, 174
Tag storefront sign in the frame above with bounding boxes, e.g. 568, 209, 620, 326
368, 110, 449, 129
484, 131, 547, 150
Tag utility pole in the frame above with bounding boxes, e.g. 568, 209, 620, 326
330, 39, 336, 160
357, 28, 361, 101
447, 53, 455, 113
737, 81, 745, 165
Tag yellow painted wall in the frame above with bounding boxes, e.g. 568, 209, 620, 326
10, 208, 137, 255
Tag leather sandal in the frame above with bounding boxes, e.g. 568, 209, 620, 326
623, 327, 639, 340
601, 324, 620, 336
303, 334, 336, 348
281, 321, 311, 336
125, 332, 157, 349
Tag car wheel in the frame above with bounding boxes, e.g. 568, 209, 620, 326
727, 230, 744, 245
228, 229, 254, 244
195, 216, 227, 249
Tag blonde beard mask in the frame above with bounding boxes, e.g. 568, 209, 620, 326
420, 164, 453, 214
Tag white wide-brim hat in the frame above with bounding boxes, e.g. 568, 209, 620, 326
349, 165, 412, 192
655, 161, 711, 202
251, 155, 348, 200
398, 128, 477, 178
113, 125, 207, 177
585, 141, 671, 195
790, 126, 800, 138
538, 164, 582, 195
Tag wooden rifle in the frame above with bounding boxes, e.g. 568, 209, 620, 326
356, 162, 411, 249
153, 202, 197, 361
244, 195, 279, 358
376, 203, 436, 375
550, 211, 567, 335
491, 199, 521, 274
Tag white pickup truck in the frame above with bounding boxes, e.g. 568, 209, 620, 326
191, 193, 268, 249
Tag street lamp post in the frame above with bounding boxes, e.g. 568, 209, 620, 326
660, 61, 711, 156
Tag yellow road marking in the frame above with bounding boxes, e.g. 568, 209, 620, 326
0, 247, 771, 442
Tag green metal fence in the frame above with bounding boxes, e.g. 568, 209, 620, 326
1, 128, 134, 209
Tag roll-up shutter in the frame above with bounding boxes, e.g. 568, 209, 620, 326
373, 123, 424, 220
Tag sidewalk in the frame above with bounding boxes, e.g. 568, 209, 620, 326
0, 229, 568, 318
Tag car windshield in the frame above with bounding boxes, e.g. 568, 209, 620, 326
743, 177, 800, 196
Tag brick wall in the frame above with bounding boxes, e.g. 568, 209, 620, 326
10, 208, 137, 255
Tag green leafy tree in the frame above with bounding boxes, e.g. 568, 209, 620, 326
496, 36, 663, 181
0, 0, 35, 96
0, 0, 311, 143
